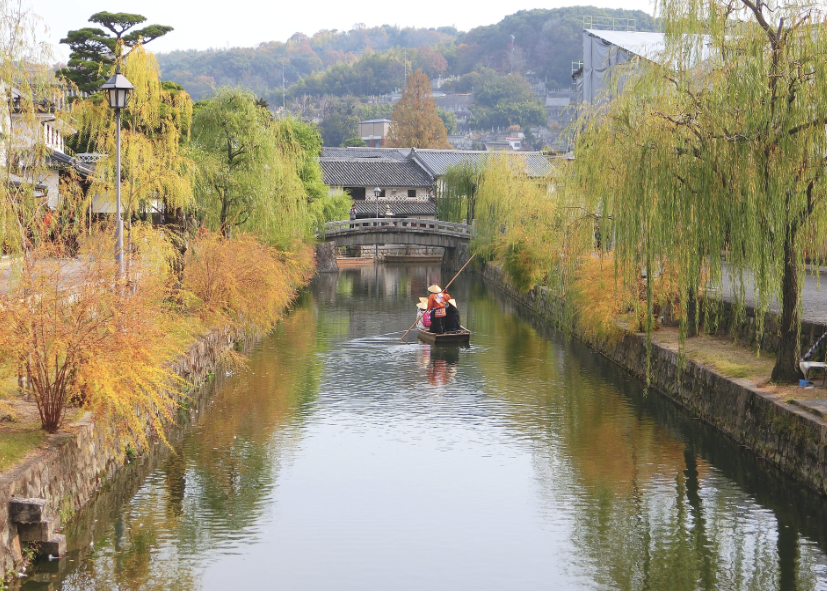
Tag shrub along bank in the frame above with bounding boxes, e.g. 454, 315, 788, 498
0, 227, 316, 574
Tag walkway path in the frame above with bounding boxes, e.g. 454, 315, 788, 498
0, 256, 97, 295
720, 266, 827, 326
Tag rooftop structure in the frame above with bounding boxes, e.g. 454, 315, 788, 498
358, 119, 392, 148
321, 147, 410, 160
574, 29, 667, 105
320, 157, 433, 189
409, 148, 554, 178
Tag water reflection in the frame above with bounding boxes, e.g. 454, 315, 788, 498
22, 266, 827, 590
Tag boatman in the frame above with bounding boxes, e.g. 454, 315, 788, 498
426, 284, 451, 334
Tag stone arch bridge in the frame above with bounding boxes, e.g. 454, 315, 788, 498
319, 218, 473, 269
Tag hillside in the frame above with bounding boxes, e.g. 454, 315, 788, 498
156, 7, 656, 102
157, 25, 459, 102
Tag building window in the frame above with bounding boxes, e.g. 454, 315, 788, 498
408, 189, 416, 198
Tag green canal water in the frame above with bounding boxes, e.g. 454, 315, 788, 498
21, 265, 827, 590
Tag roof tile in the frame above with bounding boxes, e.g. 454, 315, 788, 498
321, 157, 433, 188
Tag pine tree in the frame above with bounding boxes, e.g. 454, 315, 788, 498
386, 70, 451, 149
58, 12, 173, 94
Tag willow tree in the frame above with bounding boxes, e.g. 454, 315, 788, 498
436, 161, 481, 223
271, 116, 350, 233
191, 87, 313, 246
73, 44, 193, 276
471, 156, 591, 294
576, 0, 827, 382
0, 1, 72, 253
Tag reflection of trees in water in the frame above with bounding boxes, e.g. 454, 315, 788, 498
174, 304, 322, 553
472, 289, 827, 590
25, 299, 324, 591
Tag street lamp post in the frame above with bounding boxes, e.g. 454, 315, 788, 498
101, 72, 135, 279
373, 187, 381, 218
373, 187, 381, 262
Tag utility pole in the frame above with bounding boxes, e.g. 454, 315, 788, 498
510, 35, 515, 74
404, 49, 407, 87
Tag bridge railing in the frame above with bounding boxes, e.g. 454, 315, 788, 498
322, 218, 474, 239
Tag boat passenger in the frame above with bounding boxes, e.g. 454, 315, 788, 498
416, 301, 430, 330
445, 298, 461, 332
426, 284, 451, 334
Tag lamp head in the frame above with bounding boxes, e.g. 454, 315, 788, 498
373, 187, 381, 198
101, 73, 134, 110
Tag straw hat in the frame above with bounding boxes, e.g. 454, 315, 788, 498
419, 296, 429, 303
416, 302, 428, 310
448, 298, 457, 307
427, 284, 442, 293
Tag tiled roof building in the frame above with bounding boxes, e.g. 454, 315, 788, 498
318, 147, 554, 219
409, 148, 554, 178
321, 147, 411, 159
320, 158, 433, 189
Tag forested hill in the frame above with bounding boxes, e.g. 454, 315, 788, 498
156, 6, 656, 102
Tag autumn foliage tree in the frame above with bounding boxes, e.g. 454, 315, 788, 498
386, 70, 451, 149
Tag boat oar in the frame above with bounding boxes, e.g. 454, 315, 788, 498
441, 253, 475, 293
400, 254, 476, 342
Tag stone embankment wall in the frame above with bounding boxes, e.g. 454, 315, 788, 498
0, 326, 240, 573
483, 263, 827, 496
710, 299, 827, 357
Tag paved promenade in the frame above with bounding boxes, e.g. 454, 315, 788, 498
720, 266, 827, 326
0, 256, 91, 295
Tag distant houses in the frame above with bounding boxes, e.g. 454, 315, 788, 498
358, 119, 392, 148
319, 146, 555, 220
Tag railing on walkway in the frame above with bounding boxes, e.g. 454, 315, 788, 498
322, 218, 474, 240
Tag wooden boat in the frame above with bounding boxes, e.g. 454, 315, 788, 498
417, 327, 471, 344
336, 257, 374, 268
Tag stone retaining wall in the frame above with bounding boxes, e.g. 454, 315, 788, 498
0, 326, 240, 573
707, 299, 827, 357
483, 263, 827, 496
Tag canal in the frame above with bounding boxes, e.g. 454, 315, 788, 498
22, 265, 827, 590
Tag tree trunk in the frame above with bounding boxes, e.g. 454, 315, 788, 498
166, 206, 188, 299
771, 233, 803, 383
687, 287, 698, 338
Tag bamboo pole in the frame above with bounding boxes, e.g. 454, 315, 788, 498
400, 254, 476, 342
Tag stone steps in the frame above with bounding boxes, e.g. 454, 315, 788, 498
9, 497, 66, 557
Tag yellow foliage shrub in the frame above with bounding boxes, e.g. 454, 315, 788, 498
0, 231, 185, 451
0, 226, 314, 448
182, 233, 314, 332
570, 253, 683, 342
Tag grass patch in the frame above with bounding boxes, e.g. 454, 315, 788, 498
0, 429, 46, 472
654, 328, 775, 381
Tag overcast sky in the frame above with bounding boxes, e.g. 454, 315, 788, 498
35, 0, 655, 62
